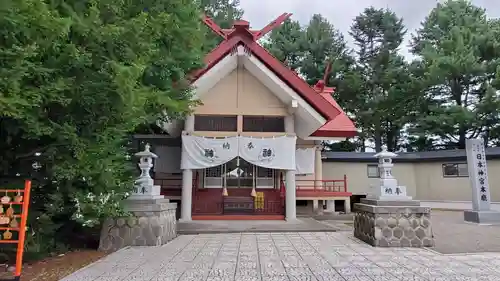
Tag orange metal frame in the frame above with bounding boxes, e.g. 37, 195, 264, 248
0, 180, 32, 281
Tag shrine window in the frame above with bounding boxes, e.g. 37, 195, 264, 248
442, 163, 468, 177
194, 115, 237, 131
204, 165, 223, 188
256, 166, 275, 188
367, 164, 379, 178
242, 116, 285, 132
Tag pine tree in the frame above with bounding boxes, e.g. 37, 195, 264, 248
338, 7, 411, 152
410, 0, 500, 149
263, 19, 304, 71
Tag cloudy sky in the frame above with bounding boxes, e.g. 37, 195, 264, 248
239, 0, 500, 59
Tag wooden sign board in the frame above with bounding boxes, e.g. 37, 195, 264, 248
254, 192, 264, 209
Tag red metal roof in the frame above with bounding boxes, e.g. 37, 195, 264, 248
312, 92, 357, 137
193, 16, 357, 138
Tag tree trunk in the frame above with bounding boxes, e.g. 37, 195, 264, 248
374, 129, 383, 152
458, 127, 466, 149
359, 137, 366, 152
484, 128, 490, 147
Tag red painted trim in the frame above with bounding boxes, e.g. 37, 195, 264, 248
192, 215, 285, 221
192, 17, 358, 137
191, 36, 338, 121
310, 129, 357, 138
296, 191, 352, 197
296, 178, 348, 192
201, 15, 227, 39
242, 38, 341, 120
190, 36, 241, 82
253, 13, 293, 40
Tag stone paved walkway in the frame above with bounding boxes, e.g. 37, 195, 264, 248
61, 232, 500, 281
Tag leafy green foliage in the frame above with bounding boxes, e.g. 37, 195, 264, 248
0, 0, 205, 255
263, 19, 304, 71
300, 14, 351, 86
264, 9, 413, 152
341, 7, 411, 152
265, 14, 350, 85
198, 0, 244, 52
410, 0, 500, 149
263, 2, 500, 152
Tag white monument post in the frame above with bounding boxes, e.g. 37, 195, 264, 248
464, 139, 500, 224
129, 143, 164, 200
370, 146, 412, 201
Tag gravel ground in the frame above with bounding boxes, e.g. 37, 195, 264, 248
322, 210, 500, 254
430, 211, 500, 254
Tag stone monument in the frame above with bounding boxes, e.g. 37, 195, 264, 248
464, 139, 500, 224
353, 147, 434, 247
99, 144, 178, 252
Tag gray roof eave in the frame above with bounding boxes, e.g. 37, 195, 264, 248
322, 147, 500, 163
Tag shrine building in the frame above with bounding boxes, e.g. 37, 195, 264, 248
143, 14, 357, 221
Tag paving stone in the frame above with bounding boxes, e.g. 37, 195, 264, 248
261, 277, 289, 281
236, 268, 260, 277
61, 231, 500, 281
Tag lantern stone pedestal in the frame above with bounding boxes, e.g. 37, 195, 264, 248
99, 144, 178, 252
354, 199, 434, 247
353, 147, 434, 248
98, 198, 177, 252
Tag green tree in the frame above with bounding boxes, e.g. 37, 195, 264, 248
0, 0, 205, 254
265, 14, 351, 83
336, 7, 410, 152
199, 0, 244, 52
323, 140, 357, 152
410, 0, 500, 149
263, 19, 304, 70
300, 14, 351, 86
265, 14, 357, 151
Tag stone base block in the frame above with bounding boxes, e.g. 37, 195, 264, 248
354, 201, 434, 248
99, 198, 177, 252
361, 198, 421, 206
464, 210, 500, 224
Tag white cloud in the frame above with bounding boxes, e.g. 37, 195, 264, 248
239, 0, 500, 59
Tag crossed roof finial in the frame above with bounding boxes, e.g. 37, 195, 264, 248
201, 13, 292, 42
314, 59, 335, 94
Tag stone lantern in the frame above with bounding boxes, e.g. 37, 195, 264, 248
129, 143, 163, 200
353, 146, 434, 248
371, 146, 412, 201
98, 143, 178, 252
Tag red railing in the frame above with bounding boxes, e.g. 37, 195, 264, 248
157, 173, 350, 199
295, 175, 350, 197
296, 176, 347, 192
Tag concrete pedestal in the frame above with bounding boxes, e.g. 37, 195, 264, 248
464, 210, 500, 224
99, 198, 177, 252
354, 198, 434, 248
